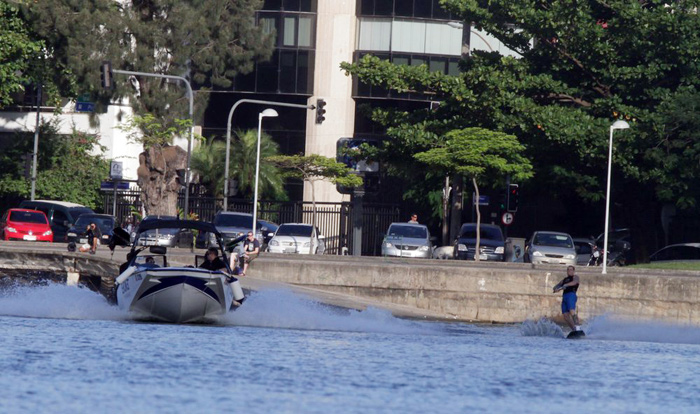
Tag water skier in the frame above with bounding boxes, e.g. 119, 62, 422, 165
553, 265, 583, 334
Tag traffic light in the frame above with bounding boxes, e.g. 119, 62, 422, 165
315, 98, 326, 124
100, 60, 113, 89
507, 184, 519, 212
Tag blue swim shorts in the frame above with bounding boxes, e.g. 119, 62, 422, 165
561, 292, 577, 314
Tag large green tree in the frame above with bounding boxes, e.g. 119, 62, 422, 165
16, 1, 274, 215
414, 128, 533, 258
343, 1, 700, 258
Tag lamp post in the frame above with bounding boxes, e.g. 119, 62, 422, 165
602, 119, 630, 274
252, 108, 278, 236
224, 99, 314, 211
110, 68, 194, 219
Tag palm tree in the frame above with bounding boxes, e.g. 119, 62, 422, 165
191, 130, 286, 200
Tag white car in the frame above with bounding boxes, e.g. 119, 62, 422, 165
267, 223, 326, 255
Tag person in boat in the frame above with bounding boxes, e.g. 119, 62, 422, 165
553, 265, 583, 332
200, 247, 227, 271
141, 255, 159, 268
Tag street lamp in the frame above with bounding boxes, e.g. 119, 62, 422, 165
602, 119, 630, 274
252, 108, 278, 237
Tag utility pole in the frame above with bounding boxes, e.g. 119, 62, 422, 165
30, 84, 42, 201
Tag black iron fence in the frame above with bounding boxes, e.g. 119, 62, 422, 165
103, 191, 401, 256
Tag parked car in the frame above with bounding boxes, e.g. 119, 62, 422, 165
524, 231, 577, 266
453, 223, 505, 261
197, 212, 275, 249
136, 215, 184, 247
0, 208, 53, 242
573, 238, 596, 266
66, 214, 117, 247
19, 200, 94, 242
649, 243, 700, 262
267, 223, 326, 255
381, 222, 433, 259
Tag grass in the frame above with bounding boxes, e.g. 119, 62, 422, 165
629, 262, 700, 271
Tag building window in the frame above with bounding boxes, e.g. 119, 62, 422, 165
298, 16, 313, 47
358, 18, 392, 52
358, 0, 453, 19
358, 17, 462, 57
283, 17, 296, 46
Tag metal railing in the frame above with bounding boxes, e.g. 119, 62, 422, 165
102, 192, 401, 256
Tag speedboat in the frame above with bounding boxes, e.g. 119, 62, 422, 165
110, 219, 245, 323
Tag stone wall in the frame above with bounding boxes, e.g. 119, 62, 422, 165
249, 254, 700, 324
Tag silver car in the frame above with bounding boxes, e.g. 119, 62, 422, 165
381, 223, 433, 259
525, 231, 577, 266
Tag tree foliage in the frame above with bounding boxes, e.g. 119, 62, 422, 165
267, 154, 363, 227
0, 120, 109, 210
191, 130, 287, 200
343, 1, 700, 253
0, 2, 43, 108
18, 0, 274, 127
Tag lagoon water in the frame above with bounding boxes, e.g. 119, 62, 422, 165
1, 283, 699, 414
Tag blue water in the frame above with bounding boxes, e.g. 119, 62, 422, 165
1, 283, 699, 413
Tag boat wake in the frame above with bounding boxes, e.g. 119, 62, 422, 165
221, 288, 440, 335
520, 318, 565, 338
520, 314, 700, 345
584, 314, 700, 345
0, 282, 124, 321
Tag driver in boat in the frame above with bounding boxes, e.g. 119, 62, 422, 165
200, 247, 227, 272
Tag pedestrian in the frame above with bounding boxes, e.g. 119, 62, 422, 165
78, 223, 99, 254
241, 231, 260, 276
553, 265, 583, 332
408, 213, 419, 224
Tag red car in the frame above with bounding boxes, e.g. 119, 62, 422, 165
0, 208, 54, 242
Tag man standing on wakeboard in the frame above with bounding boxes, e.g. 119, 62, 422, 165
553, 266, 584, 335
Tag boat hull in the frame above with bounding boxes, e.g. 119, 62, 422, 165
116, 267, 234, 323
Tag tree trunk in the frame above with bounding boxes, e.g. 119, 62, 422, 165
449, 174, 464, 245
310, 178, 317, 254
473, 177, 481, 262
442, 175, 450, 246
137, 144, 187, 217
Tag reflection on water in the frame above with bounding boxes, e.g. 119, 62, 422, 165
0, 281, 699, 414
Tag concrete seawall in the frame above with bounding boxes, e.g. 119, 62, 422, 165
1, 243, 698, 325
249, 254, 700, 325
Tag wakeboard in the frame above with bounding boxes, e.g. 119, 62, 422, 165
566, 330, 586, 339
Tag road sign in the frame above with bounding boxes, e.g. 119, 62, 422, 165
75, 101, 95, 112
474, 195, 489, 206
100, 181, 129, 191
110, 161, 123, 180
502, 212, 514, 226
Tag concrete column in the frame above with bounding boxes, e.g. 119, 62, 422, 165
304, 0, 357, 203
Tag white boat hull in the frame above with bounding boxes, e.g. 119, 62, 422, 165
116, 267, 234, 323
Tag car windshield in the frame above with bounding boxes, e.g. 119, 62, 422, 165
534, 233, 573, 248
75, 216, 114, 233
276, 225, 313, 237
459, 226, 503, 241
143, 215, 177, 222
9, 211, 47, 224
387, 225, 427, 239
214, 214, 253, 228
